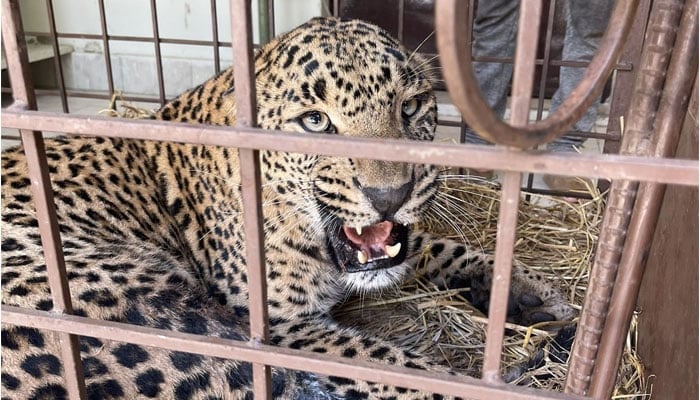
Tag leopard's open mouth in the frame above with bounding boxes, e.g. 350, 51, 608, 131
327, 220, 410, 273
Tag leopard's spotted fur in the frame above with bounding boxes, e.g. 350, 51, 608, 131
1, 17, 575, 399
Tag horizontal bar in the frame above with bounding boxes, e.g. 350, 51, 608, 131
21, 30, 633, 71
24, 30, 234, 47
2, 110, 697, 186
1, 305, 587, 400
0, 87, 162, 103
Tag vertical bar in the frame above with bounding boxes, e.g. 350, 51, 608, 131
565, 0, 685, 394
602, 0, 652, 156
258, 0, 270, 44
211, 0, 221, 74
483, 0, 542, 380
466, 0, 474, 52
397, 0, 405, 42
267, 0, 275, 38
98, 0, 115, 96
149, 0, 166, 104
527, 0, 557, 199
1, 1, 86, 398
535, 0, 557, 121
509, 0, 543, 125
44, 0, 68, 112
589, 0, 698, 396
230, 1, 272, 399
481, 171, 521, 382
459, 0, 474, 146
333, 0, 339, 17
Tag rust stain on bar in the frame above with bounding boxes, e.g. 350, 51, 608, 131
229, 0, 272, 398
2, 109, 698, 186
2, 305, 589, 400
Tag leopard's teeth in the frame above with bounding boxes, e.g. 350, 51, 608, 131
355, 226, 363, 236
357, 250, 368, 264
386, 243, 401, 258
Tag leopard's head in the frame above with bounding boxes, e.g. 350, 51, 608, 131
255, 17, 439, 291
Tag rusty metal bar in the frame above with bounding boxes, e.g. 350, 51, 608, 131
589, 0, 698, 397
509, 0, 543, 125
44, 0, 68, 112
483, 0, 541, 380
97, 0, 115, 97
229, 0, 272, 398
2, 305, 588, 400
1, 0, 86, 398
2, 110, 697, 186
482, 171, 522, 382
435, 0, 638, 149
210, 0, 221, 74
149, 0, 166, 104
565, 0, 686, 395
603, 0, 653, 153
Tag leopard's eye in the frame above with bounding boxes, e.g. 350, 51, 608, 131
401, 98, 421, 118
298, 111, 335, 133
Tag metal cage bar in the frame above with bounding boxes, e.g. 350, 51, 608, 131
149, 0, 166, 104
565, 0, 688, 394
97, 0, 115, 97
1, 0, 698, 399
229, 0, 272, 398
210, 0, 222, 74
44, 0, 69, 113
1, 1, 86, 398
589, 0, 698, 396
436, 0, 639, 149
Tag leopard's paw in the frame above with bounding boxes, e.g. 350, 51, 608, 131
451, 268, 576, 326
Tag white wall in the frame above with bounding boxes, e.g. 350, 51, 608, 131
19, 0, 325, 96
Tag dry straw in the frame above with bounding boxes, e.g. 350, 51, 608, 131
106, 99, 651, 398
334, 175, 651, 398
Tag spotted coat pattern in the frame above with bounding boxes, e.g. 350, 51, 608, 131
1, 17, 575, 399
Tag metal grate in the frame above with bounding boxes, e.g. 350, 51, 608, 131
1, 0, 698, 399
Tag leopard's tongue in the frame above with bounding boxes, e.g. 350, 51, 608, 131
342, 221, 401, 264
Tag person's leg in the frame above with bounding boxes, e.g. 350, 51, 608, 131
463, 0, 519, 145
547, 0, 614, 152
544, 0, 614, 193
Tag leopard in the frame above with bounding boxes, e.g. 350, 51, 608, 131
1, 17, 576, 399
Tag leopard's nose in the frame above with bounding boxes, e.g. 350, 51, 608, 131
361, 180, 413, 218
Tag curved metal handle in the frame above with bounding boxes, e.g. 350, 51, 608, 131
435, 0, 639, 149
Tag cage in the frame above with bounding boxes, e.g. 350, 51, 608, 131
1, 0, 697, 399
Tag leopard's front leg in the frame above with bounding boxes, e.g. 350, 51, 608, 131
270, 317, 462, 400
406, 231, 577, 325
